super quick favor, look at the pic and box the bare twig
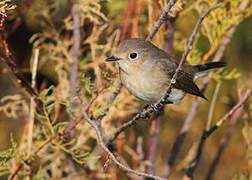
[28,48,39,153]
[120,0,136,42]
[82,107,165,180]
[69,0,81,134]
[26,48,39,180]
[107,3,222,146]
[0,16,43,112]
[162,77,210,177]
[145,113,162,176]
[146,0,177,41]
[131,0,143,38]
[96,82,122,122]
[206,82,221,130]
[206,67,252,180]
[184,89,252,179]
[66,0,81,176]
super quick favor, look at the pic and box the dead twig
[82,106,165,180]
[146,0,177,41]
[184,89,252,179]
[120,0,136,42]
[206,66,252,180]
[66,0,81,177]
[0,16,43,112]
[162,77,209,177]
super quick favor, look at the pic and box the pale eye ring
[129,52,138,60]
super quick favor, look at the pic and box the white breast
[120,69,186,104]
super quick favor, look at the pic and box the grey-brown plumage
[106,38,226,104]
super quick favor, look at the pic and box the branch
[0,16,43,112]
[67,0,81,141]
[206,82,221,130]
[96,82,123,122]
[107,3,222,146]
[26,48,39,179]
[120,0,136,42]
[66,0,81,176]
[145,113,162,176]
[82,107,165,180]
[184,89,252,179]
[206,66,252,180]
[146,0,177,41]
[162,77,209,177]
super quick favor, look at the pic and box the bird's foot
[139,104,151,119]
[151,104,164,115]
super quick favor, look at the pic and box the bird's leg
[150,100,173,115]
[139,104,151,119]
[150,104,163,115]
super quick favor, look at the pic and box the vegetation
[0,0,252,179]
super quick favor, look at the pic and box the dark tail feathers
[195,62,227,72]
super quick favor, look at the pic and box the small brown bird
[106,38,226,104]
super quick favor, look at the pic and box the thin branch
[206,82,221,130]
[28,48,39,153]
[145,113,162,176]
[0,16,43,112]
[184,89,252,179]
[146,0,177,41]
[162,77,209,177]
[26,48,39,180]
[131,0,143,38]
[66,0,81,176]
[107,3,222,146]
[82,107,165,180]
[96,82,122,122]
[120,0,136,42]
[206,66,252,180]
[69,0,81,131]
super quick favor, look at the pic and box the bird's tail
[194,62,226,80]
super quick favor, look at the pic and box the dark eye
[129,52,138,59]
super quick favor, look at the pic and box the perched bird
[105,38,226,104]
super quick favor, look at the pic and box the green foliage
[212,68,241,82]
[0,134,16,166]
[0,134,16,176]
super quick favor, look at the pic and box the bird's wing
[157,57,207,100]
[168,70,207,100]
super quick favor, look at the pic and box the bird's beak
[105,56,120,62]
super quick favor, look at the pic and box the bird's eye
[129,52,138,60]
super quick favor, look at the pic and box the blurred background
[0,0,252,179]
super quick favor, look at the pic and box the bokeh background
[0,0,252,179]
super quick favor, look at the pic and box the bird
[105,38,226,104]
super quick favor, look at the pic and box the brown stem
[145,114,162,177]
[82,107,166,180]
[146,0,177,41]
[184,89,252,179]
[162,77,209,177]
[206,66,252,180]
[120,0,136,42]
